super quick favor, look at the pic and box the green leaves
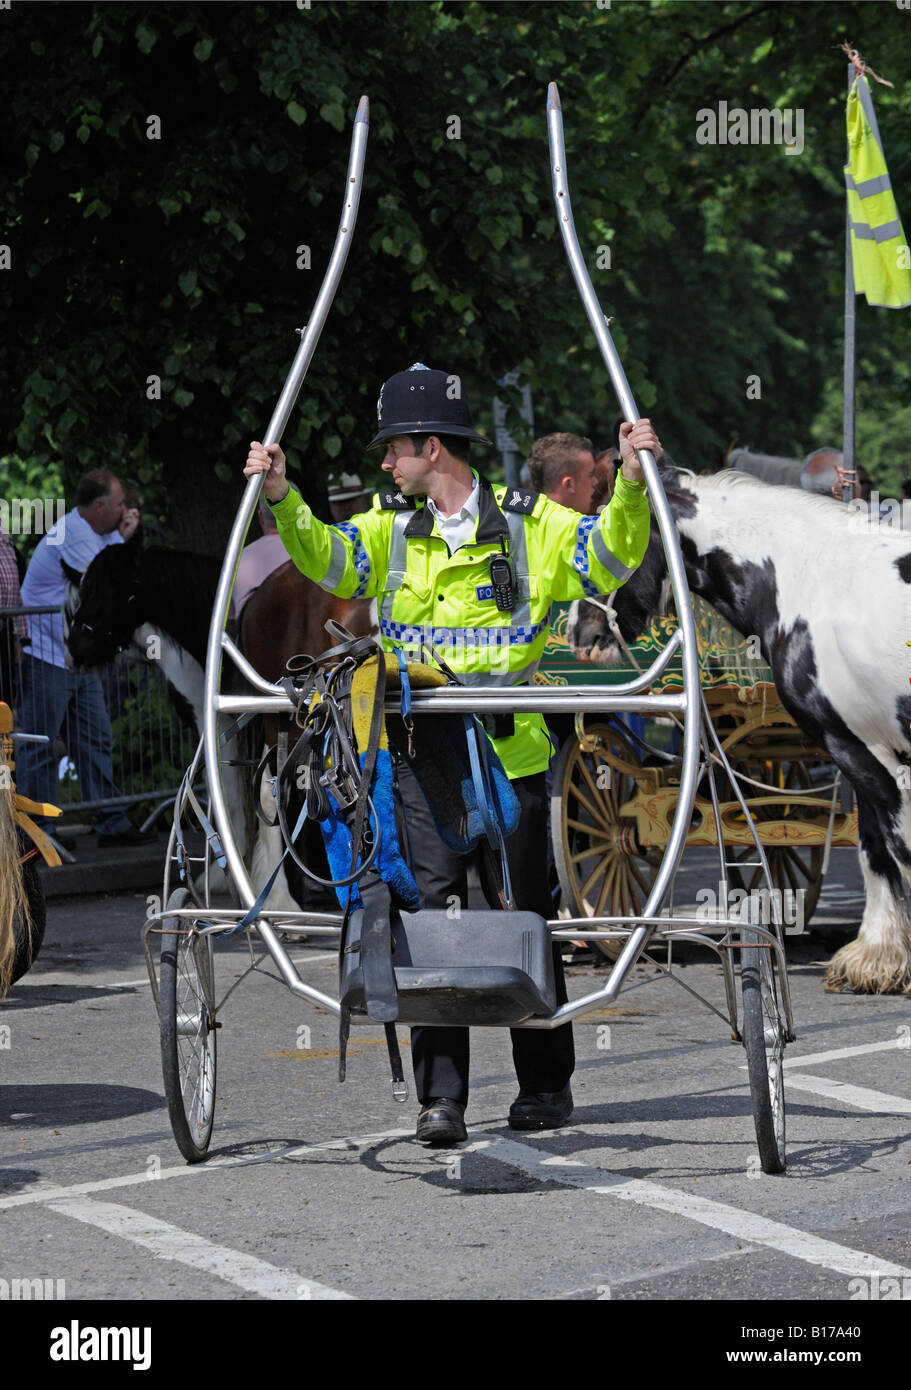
[135,21,157,55]
[319,102,345,131]
[4,0,911,548]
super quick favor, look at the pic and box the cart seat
[340,908,557,1026]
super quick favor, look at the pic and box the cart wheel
[728,761,824,929]
[740,926,786,1174]
[159,888,217,1163]
[9,831,47,988]
[552,721,659,961]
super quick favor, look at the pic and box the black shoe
[416,1098,468,1147]
[96,827,157,847]
[508,1083,574,1131]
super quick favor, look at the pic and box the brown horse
[239,560,375,706]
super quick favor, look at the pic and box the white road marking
[0,1127,414,1211]
[784,1074,911,1116]
[25,975,152,991]
[48,1197,352,1300]
[744,1038,911,1115]
[558,1245,751,1298]
[9,1119,911,1285]
[466,1133,911,1280]
[783,1038,908,1069]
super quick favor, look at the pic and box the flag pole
[842,59,857,504]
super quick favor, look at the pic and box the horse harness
[249,623,517,1098]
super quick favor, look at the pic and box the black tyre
[159,888,217,1162]
[10,834,46,987]
[741,926,786,1174]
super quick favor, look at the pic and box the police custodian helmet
[366,362,492,450]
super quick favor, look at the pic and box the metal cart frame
[142,87,795,1174]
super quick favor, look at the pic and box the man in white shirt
[17,470,153,846]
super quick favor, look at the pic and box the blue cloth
[388,715,520,855]
[320,748,421,912]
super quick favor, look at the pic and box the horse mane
[687,468,873,529]
[139,547,221,664]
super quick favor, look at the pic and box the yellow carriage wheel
[551,721,660,961]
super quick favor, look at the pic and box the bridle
[69,589,139,657]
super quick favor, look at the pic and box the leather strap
[384,1021,408,1102]
[465,715,515,909]
[356,873,398,1024]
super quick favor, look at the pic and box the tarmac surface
[2,844,910,1354]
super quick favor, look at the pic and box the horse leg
[248,747,299,913]
[824,778,911,995]
[195,719,297,913]
[190,717,255,904]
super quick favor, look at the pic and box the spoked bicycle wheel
[740,926,786,1174]
[159,888,217,1163]
[551,720,660,960]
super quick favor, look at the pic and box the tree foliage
[2,0,910,549]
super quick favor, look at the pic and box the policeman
[244,363,659,1146]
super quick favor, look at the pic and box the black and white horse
[568,461,911,995]
[63,537,289,908]
[64,538,218,730]
[65,536,378,909]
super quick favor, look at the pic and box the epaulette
[377,488,415,511]
[497,485,540,515]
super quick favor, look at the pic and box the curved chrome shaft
[202,96,370,911]
[546,81,703,980]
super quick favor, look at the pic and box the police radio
[488,542,516,613]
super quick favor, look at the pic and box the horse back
[239,561,376,682]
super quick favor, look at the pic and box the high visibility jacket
[268,471,650,778]
[845,75,911,310]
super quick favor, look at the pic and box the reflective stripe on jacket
[269,471,650,777]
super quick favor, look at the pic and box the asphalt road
[2,848,910,1353]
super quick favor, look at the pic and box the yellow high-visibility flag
[844,74,911,309]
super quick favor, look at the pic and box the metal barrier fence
[1,605,198,829]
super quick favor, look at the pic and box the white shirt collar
[425,475,480,524]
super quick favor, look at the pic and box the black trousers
[396,759,575,1109]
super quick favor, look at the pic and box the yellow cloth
[1,702,61,867]
[845,75,911,309]
[349,653,447,755]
